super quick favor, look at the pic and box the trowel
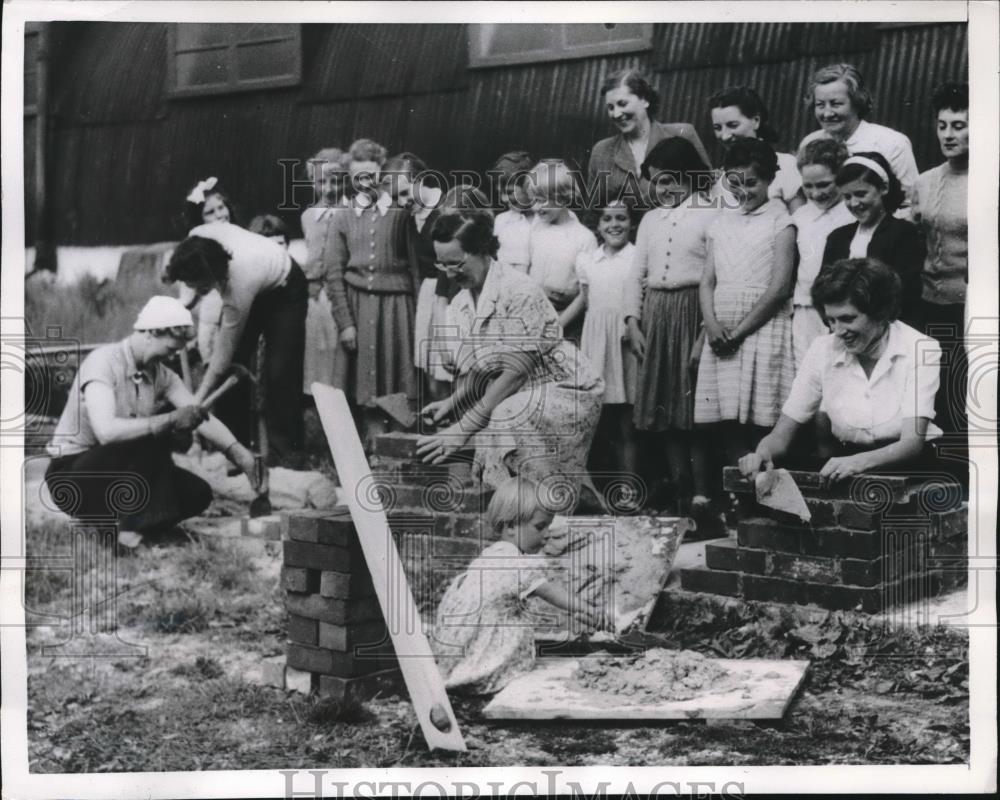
[754,468,811,523]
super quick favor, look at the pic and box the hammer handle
[200,374,241,411]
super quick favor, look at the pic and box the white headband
[843,156,889,185]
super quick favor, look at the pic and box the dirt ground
[20,508,969,771]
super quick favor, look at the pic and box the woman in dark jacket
[587,69,712,216]
[821,151,924,328]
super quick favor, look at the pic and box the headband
[186,176,219,205]
[843,156,889,185]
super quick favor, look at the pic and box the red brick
[929,505,968,540]
[287,614,319,646]
[284,593,384,625]
[737,518,802,554]
[805,582,884,612]
[722,467,909,502]
[283,540,359,572]
[704,540,766,573]
[769,552,840,584]
[389,484,493,515]
[286,643,384,678]
[317,668,405,703]
[319,569,376,599]
[742,575,808,605]
[281,566,320,594]
[802,528,883,559]
[318,621,391,652]
[370,461,473,487]
[802,499,838,528]
[679,567,741,596]
[438,513,490,540]
[835,501,883,531]
[280,508,356,547]
[371,432,422,461]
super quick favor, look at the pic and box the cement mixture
[573,649,735,703]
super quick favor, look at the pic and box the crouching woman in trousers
[44,296,260,548]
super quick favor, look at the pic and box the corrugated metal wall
[34,21,968,245]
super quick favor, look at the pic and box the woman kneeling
[739,257,943,483]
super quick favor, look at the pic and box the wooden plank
[311,383,466,752]
[484,657,809,721]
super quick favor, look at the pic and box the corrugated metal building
[24,21,968,246]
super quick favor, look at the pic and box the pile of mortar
[572,648,733,702]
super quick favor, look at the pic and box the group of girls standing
[176,61,969,522]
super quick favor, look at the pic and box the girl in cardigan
[627,137,719,523]
[821,151,925,328]
[321,139,418,447]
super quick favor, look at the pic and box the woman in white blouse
[738,257,942,483]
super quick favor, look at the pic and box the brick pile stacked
[277,507,403,702]
[680,468,967,613]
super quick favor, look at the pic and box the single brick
[241,514,283,540]
[802,528,883,560]
[285,593,384,625]
[319,569,376,599]
[260,655,286,688]
[803,499,838,528]
[284,665,315,694]
[439,513,489,540]
[742,574,808,605]
[806,582,883,612]
[352,635,397,669]
[737,518,802,554]
[835,501,882,531]
[704,540,766,573]
[281,566,320,594]
[283,540,358,572]
[318,621,391,652]
[929,505,968,540]
[286,642,385,678]
[679,567,741,596]
[768,552,840,584]
[287,614,320,646]
[390,484,494,515]
[723,467,909,502]
[386,511,437,537]
[371,432,423,461]
[281,508,356,547]
[840,558,883,587]
[317,668,405,704]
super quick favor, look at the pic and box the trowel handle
[254,454,269,494]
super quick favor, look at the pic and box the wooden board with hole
[484,657,809,720]
[312,383,466,752]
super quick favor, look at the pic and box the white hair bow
[186,176,219,205]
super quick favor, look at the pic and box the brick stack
[370,432,494,609]
[680,468,967,613]
[277,507,402,702]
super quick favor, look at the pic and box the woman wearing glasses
[415,208,605,513]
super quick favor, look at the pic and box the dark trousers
[44,436,212,532]
[214,260,308,463]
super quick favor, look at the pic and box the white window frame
[468,23,653,68]
[167,23,302,98]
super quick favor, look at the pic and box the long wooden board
[312,384,466,752]
[484,657,809,721]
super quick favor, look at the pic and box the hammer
[199,363,255,412]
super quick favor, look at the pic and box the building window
[468,23,653,68]
[168,23,301,97]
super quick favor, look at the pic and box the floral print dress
[450,263,605,509]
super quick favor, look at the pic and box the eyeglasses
[434,255,470,274]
